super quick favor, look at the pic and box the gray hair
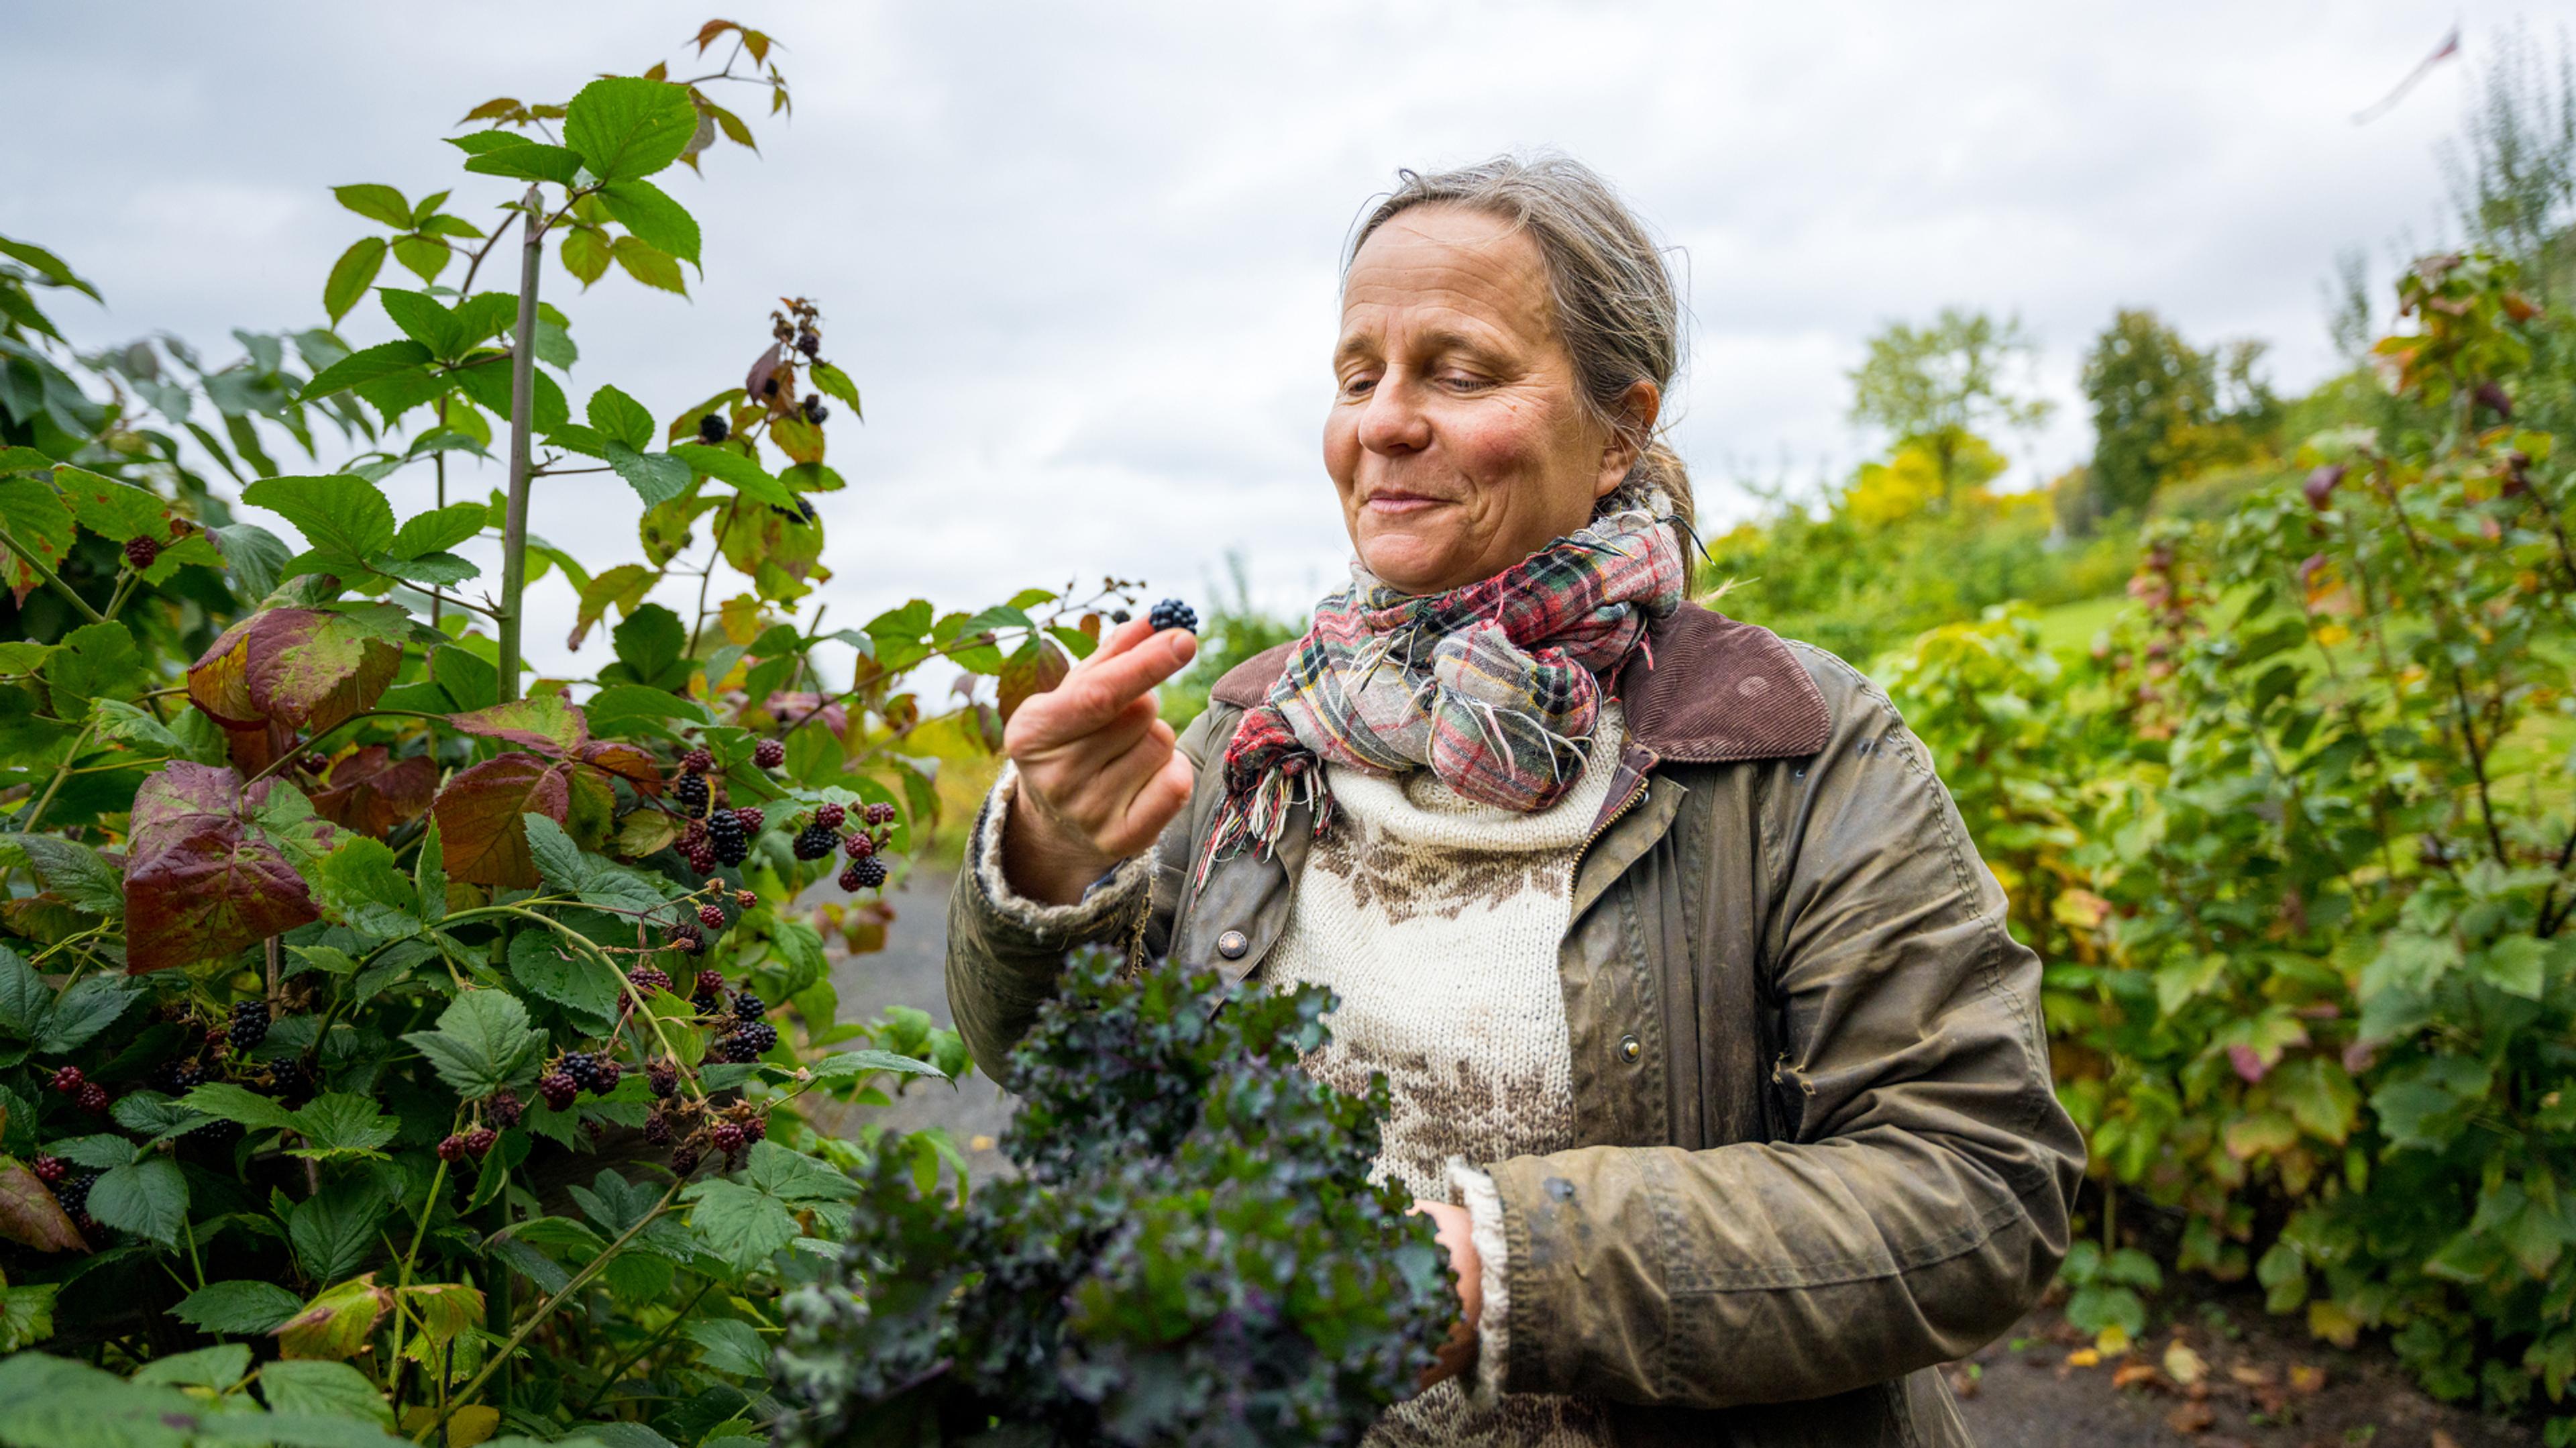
[1346,152,1693,545]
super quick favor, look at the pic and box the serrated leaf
[284,1181,391,1284]
[331,184,412,229]
[180,1082,302,1134]
[52,466,167,542]
[808,1048,947,1082]
[605,444,692,509]
[566,77,699,181]
[462,139,585,185]
[390,501,486,560]
[399,988,545,1099]
[4,835,121,917]
[284,1093,400,1161]
[239,475,396,568]
[315,837,423,939]
[86,1157,187,1247]
[262,1349,391,1414]
[309,747,438,837]
[429,752,576,889]
[323,238,387,325]
[598,178,700,266]
[505,929,620,1023]
[301,340,431,402]
[678,1178,800,1272]
[448,693,588,751]
[173,1280,303,1335]
[586,385,655,452]
[686,1318,767,1376]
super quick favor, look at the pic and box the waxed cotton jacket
[946,603,2085,1447]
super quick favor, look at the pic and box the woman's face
[1326,203,1653,594]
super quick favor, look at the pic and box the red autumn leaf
[309,746,440,837]
[764,690,847,740]
[430,751,575,888]
[241,606,407,735]
[447,693,590,752]
[575,739,663,797]
[128,760,254,857]
[0,1157,86,1253]
[996,638,1069,725]
[126,821,319,974]
[187,617,264,728]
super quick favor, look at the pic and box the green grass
[2027,592,2131,662]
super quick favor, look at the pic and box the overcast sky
[2,2,2537,680]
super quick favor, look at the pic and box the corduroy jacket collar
[1206,600,1832,764]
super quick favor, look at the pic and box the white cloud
[2,0,2520,674]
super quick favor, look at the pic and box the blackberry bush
[775,947,1452,1447]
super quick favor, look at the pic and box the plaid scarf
[1197,501,1684,888]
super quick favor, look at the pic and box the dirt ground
[818,866,2543,1447]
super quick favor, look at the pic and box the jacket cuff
[1447,1157,1511,1410]
[969,762,1152,942]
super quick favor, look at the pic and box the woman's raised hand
[998,617,1199,905]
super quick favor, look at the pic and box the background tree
[1846,307,2053,506]
[2078,309,2280,515]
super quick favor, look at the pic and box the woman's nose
[1355,375,1432,456]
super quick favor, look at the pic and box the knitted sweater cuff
[969,762,1153,942]
[1447,1156,1511,1410]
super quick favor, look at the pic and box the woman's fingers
[1069,719,1189,856]
[1011,627,1197,749]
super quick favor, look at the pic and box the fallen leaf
[2432,1433,2461,1448]
[2112,1363,2165,1392]
[2163,1341,2208,1386]
[2287,1363,2326,1394]
[2227,1363,2275,1388]
[2065,1348,2101,1369]
[2165,1400,2216,1433]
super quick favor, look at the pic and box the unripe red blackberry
[732,806,765,833]
[32,1155,64,1184]
[462,1127,497,1157]
[629,965,672,996]
[76,1082,108,1113]
[813,803,845,830]
[696,969,726,994]
[537,1070,580,1113]
[123,535,160,571]
[48,1066,83,1096]
[437,1133,468,1163]
[753,739,785,770]
[648,1062,680,1099]
[792,822,837,860]
[741,1112,767,1144]
[643,1110,674,1145]
[683,842,716,874]
[847,856,886,890]
[697,413,729,444]
[681,746,714,774]
[671,1144,700,1176]
[711,1121,746,1153]
[698,902,727,930]
[843,831,875,860]
[590,1058,621,1095]
[864,803,896,827]
[486,1090,525,1128]
[668,923,704,953]
[735,889,755,909]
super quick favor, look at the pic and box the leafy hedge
[1880,252,2576,1433]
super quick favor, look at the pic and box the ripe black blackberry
[590,1057,622,1095]
[672,772,710,819]
[681,746,714,774]
[560,1052,603,1093]
[800,396,828,425]
[648,1062,680,1099]
[794,329,820,358]
[265,1061,312,1100]
[123,535,160,571]
[698,413,729,444]
[708,810,749,867]
[537,1070,580,1113]
[733,991,765,1019]
[734,1020,779,1055]
[1148,597,1197,633]
[668,922,704,953]
[792,821,837,860]
[52,1171,99,1218]
[629,965,672,996]
[845,856,886,890]
[691,990,724,1017]
[486,1090,525,1128]
[753,739,785,770]
[229,1000,270,1051]
[671,1144,701,1177]
[643,1110,674,1145]
[152,1059,208,1095]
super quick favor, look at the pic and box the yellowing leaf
[275,1274,393,1360]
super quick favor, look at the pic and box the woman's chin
[1355,540,1470,594]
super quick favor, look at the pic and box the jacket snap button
[1216,929,1249,960]
[1619,1033,1642,1063]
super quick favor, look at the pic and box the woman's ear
[1594,380,1662,497]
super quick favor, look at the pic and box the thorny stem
[0,525,103,625]
[493,185,545,705]
[414,1178,685,1443]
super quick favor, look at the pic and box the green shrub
[773,946,1452,1448]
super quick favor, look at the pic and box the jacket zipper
[1577,770,1653,867]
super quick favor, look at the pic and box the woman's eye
[1439,372,1490,391]
[1341,374,1378,397]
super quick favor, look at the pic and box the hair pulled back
[1347,152,1693,545]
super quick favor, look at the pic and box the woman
[947,155,2082,1447]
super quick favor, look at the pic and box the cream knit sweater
[973,707,1625,1447]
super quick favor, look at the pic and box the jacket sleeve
[1484,648,2084,1408]
[943,706,1228,1088]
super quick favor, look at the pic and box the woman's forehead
[1340,206,1551,347]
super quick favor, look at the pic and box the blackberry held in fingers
[1148,597,1197,633]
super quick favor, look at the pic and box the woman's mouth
[1364,490,1449,516]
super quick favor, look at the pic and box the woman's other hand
[1409,1198,1482,1390]
[1000,617,1199,904]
